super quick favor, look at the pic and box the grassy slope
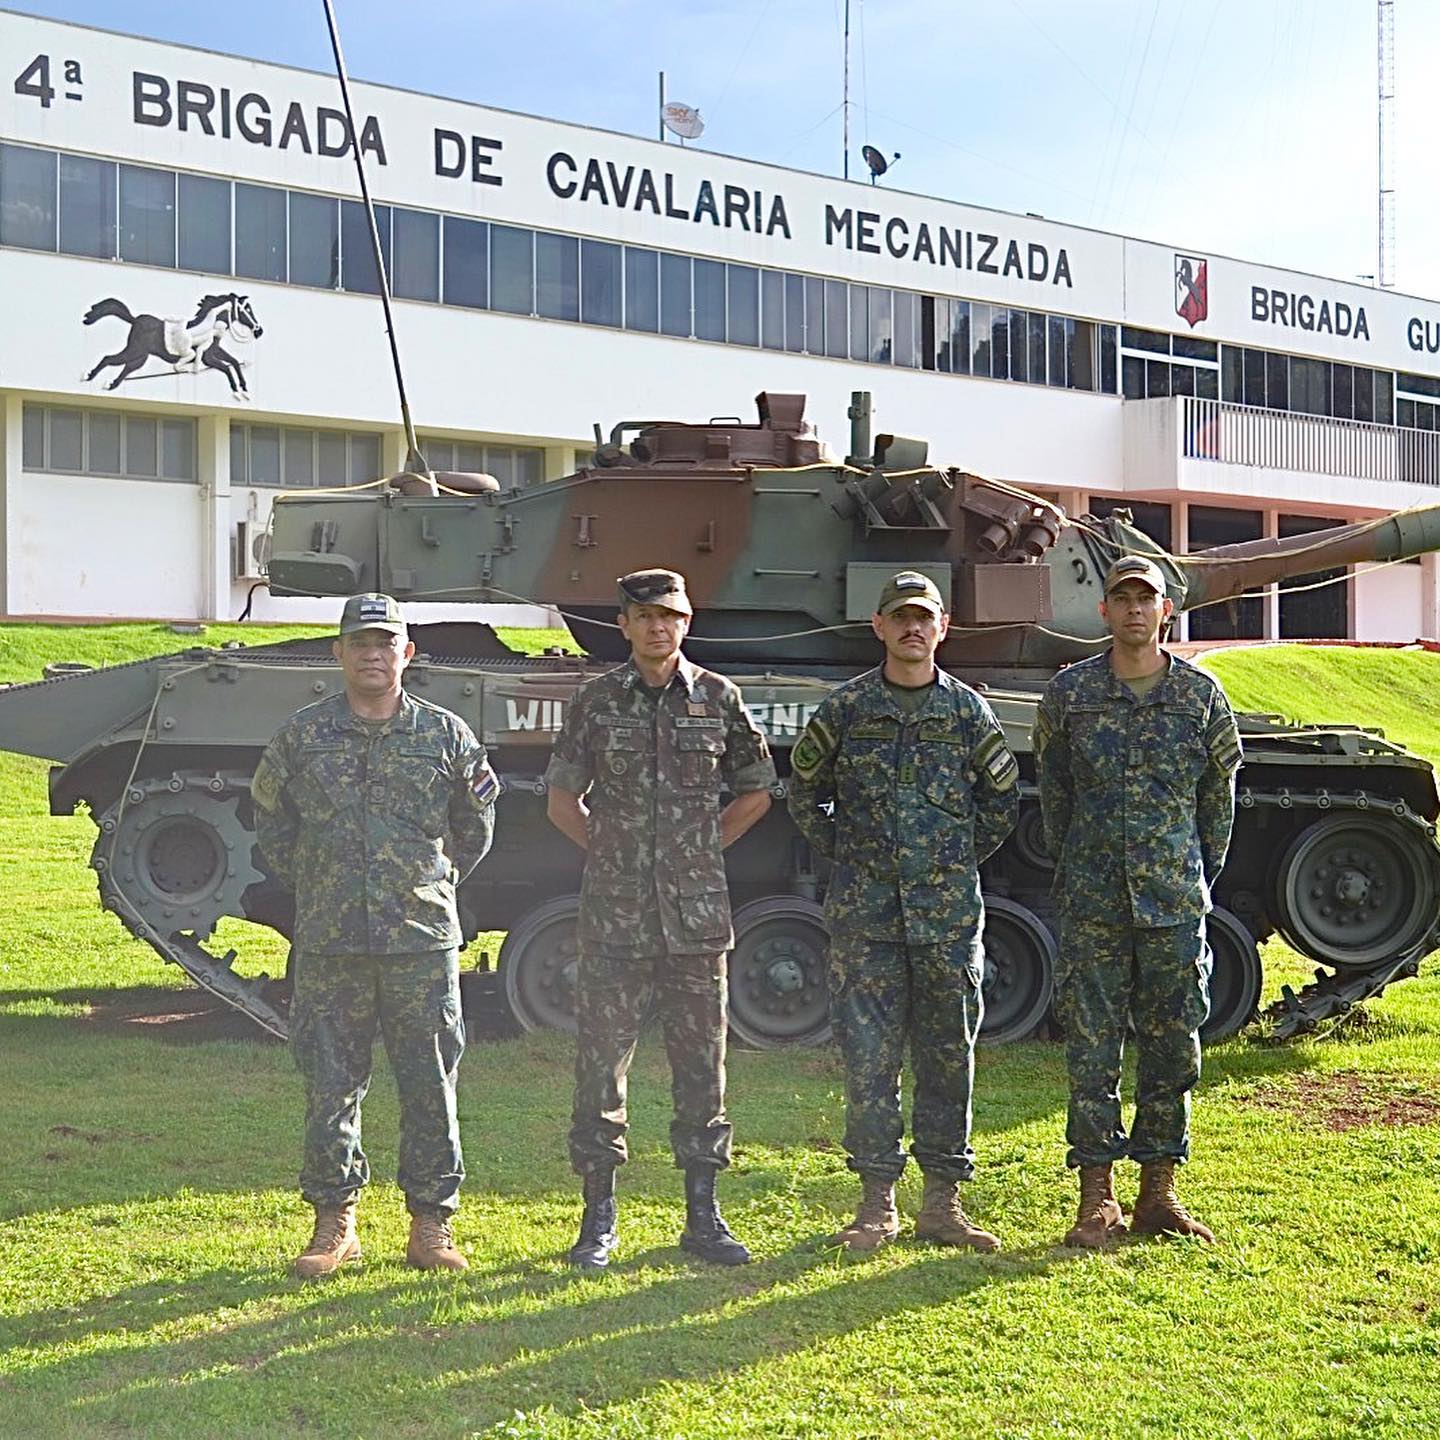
[0,633,1438,1439]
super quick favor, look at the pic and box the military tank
[1,390,1438,1048]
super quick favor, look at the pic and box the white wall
[13,472,202,618]
[1353,563,1424,642]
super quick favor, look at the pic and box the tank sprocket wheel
[1201,906,1263,1045]
[92,773,263,941]
[978,896,1055,1045]
[500,895,581,1034]
[1270,814,1440,969]
[726,896,831,1049]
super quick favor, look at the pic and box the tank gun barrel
[1177,504,1440,611]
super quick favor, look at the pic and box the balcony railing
[1179,395,1440,485]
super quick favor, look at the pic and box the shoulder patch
[250,755,284,813]
[974,730,1020,792]
[469,758,501,806]
[790,713,838,780]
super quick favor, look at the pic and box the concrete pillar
[544,443,576,480]
[1173,499,1190,642]
[1261,506,1280,640]
[197,413,231,622]
[0,394,20,617]
[1421,553,1439,641]
[381,428,407,476]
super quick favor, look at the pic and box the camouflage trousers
[827,930,985,1184]
[291,948,466,1214]
[1055,917,1211,1169]
[568,949,732,1175]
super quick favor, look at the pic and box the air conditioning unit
[233,519,267,581]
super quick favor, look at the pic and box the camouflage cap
[876,570,946,618]
[617,568,693,615]
[339,592,406,636]
[1103,555,1168,597]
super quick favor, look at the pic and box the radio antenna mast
[320,0,432,486]
[843,0,851,180]
[1377,0,1396,289]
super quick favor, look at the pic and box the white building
[1,8,1439,639]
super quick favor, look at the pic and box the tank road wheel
[1271,815,1440,969]
[726,897,832,1049]
[1201,907,1263,1044]
[93,775,263,940]
[978,897,1055,1045]
[500,896,581,1034]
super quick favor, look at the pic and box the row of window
[22,404,197,481]
[418,438,544,489]
[229,424,381,490]
[0,141,1121,391]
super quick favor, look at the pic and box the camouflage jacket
[786,666,1020,942]
[544,656,776,955]
[1034,650,1241,927]
[251,690,497,955]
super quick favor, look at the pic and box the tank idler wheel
[1271,814,1439,969]
[726,896,832,1049]
[978,896,1055,1045]
[500,895,581,1035]
[92,775,263,941]
[1011,804,1055,872]
[1201,906,1263,1044]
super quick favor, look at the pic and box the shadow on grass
[3,1238,1061,1435]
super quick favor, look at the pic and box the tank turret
[267,392,1440,680]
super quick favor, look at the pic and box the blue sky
[11,1,1440,298]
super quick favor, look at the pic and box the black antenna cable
[320,0,432,489]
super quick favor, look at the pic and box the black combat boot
[679,1165,751,1266]
[568,1167,619,1271]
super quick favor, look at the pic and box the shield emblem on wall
[1174,255,1208,329]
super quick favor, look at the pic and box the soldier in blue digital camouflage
[545,568,776,1270]
[787,571,1019,1254]
[251,592,498,1278]
[1035,554,1241,1248]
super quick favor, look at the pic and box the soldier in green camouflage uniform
[545,569,775,1270]
[252,593,497,1278]
[1035,555,1241,1248]
[788,571,1019,1253]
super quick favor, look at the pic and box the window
[1290,356,1329,416]
[1070,320,1097,391]
[1009,309,1027,382]
[1243,349,1266,408]
[340,199,391,294]
[291,192,339,289]
[22,405,198,481]
[428,440,545,488]
[59,154,116,259]
[177,173,229,273]
[0,144,56,250]
[625,247,659,333]
[693,258,726,341]
[1048,315,1066,387]
[849,284,869,362]
[536,232,579,321]
[970,302,991,375]
[1374,369,1394,425]
[951,301,971,376]
[1188,506,1264,639]
[784,273,806,353]
[727,264,759,346]
[391,207,439,302]
[989,308,1009,379]
[233,424,382,487]
[490,225,534,315]
[894,290,918,368]
[1121,326,1169,355]
[825,279,848,359]
[758,269,784,350]
[660,252,691,337]
[1146,359,1171,398]
[869,287,892,364]
[582,240,622,328]
[1099,324,1118,393]
[119,164,175,267]
[442,216,488,309]
[1221,346,1242,403]
[805,278,825,353]
[1122,355,1144,400]
[1266,352,1289,411]
[1028,311,1047,384]
[234,182,286,282]
[1353,367,1375,423]
[761,269,785,351]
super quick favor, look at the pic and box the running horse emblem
[84,293,264,398]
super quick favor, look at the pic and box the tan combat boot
[830,1175,901,1252]
[292,1203,360,1279]
[406,1210,469,1271]
[914,1176,1001,1253]
[1131,1160,1215,1245]
[1063,1164,1128,1249]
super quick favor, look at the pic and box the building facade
[1,10,1438,638]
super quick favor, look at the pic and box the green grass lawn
[1,631,1439,1438]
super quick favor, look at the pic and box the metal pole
[320,0,430,481]
[843,0,850,180]
[659,70,666,142]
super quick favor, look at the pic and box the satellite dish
[662,102,705,140]
[862,144,901,185]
